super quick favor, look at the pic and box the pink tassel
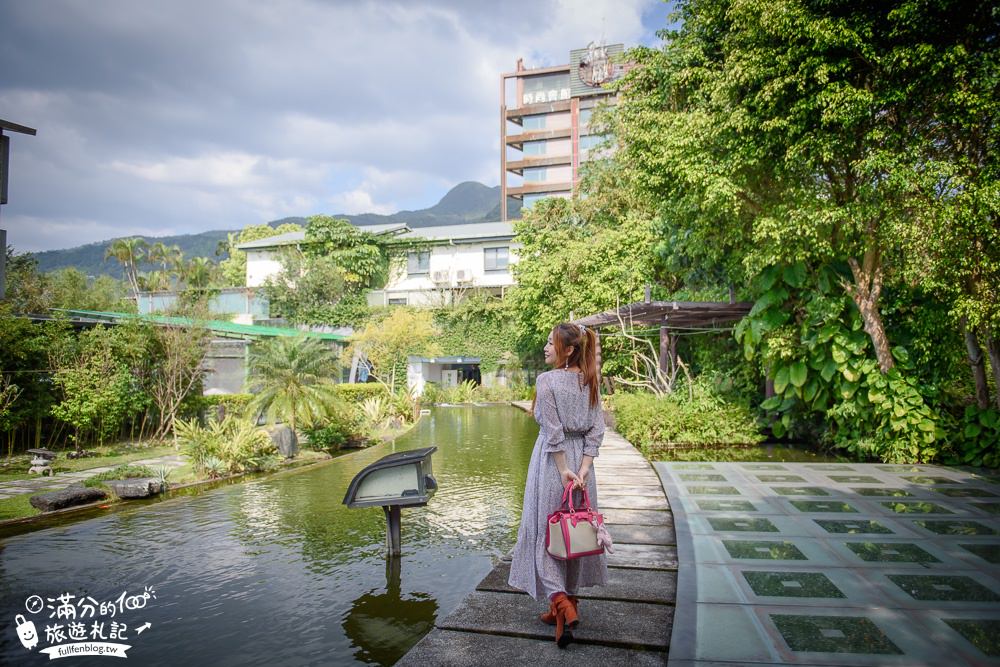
[596,521,614,553]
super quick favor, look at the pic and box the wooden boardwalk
[398,402,675,666]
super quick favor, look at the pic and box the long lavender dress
[508,369,608,601]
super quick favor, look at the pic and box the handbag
[545,482,609,560]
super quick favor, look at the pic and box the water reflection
[0,406,537,666]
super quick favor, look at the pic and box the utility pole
[0,118,38,301]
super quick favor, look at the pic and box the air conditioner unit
[431,270,450,283]
[455,269,471,283]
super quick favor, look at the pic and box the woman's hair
[551,322,600,408]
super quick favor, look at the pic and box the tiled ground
[0,455,187,498]
[655,462,1000,666]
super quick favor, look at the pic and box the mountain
[28,182,508,277]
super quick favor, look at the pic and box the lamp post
[0,118,37,301]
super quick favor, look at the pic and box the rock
[29,486,107,512]
[104,478,163,499]
[266,424,298,458]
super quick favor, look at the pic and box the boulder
[29,486,107,512]
[267,424,298,458]
[104,478,163,499]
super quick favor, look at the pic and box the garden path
[0,455,187,499]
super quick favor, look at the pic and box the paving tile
[844,542,940,564]
[880,500,954,514]
[971,502,1000,515]
[755,474,806,483]
[887,574,1000,602]
[935,487,998,498]
[942,619,1000,657]
[436,591,673,650]
[828,475,881,484]
[813,519,894,535]
[790,500,859,513]
[901,475,959,485]
[769,613,902,654]
[914,519,998,536]
[771,486,831,496]
[695,499,757,512]
[959,543,1000,564]
[743,571,845,599]
[850,487,913,497]
[740,463,788,471]
[707,517,778,533]
[721,540,807,561]
[678,473,728,482]
[685,485,741,496]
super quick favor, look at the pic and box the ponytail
[577,326,600,408]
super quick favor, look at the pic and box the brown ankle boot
[551,593,579,648]
[540,595,578,625]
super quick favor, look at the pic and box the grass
[0,494,43,522]
[0,443,177,482]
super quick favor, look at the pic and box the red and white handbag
[545,482,611,560]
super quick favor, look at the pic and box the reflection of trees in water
[227,406,537,572]
[343,559,438,666]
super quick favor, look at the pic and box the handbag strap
[559,482,596,514]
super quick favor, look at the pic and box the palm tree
[246,335,342,433]
[183,257,216,289]
[104,237,148,293]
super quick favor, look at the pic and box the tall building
[500,42,627,220]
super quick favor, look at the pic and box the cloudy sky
[1,0,674,252]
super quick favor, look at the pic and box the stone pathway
[398,402,676,666]
[0,455,187,499]
[656,461,1000,666]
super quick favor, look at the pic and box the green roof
[54,309,348,342]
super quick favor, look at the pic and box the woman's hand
[560,468,583,489]
[577,467,590,488]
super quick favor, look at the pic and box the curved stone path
[398,402,676,666]
[0,455,187,500]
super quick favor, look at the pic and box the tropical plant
[174,415,276,473]
[246,335,342,432]
[360,396,388,427]
[104,237,148,294]
[347,308,440,393]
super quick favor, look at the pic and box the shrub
[333,383,389,403]
[84,464,157,487]
[173,416,277,474]
[302,423,350,452]
[609,380,765,458]
[201,393,254,419]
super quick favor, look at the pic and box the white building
[237,221,519,307]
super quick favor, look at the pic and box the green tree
[246,335,342,432]
[105,237,148,294]
[218,222,303,287]
[348,308,440,393]
[262,249,347,322]
[303,215,425,290]
[2,246,50,313]
[613,0,996,374]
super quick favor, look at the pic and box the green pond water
[0,406,538,666]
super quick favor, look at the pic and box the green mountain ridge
[27,181,518,278]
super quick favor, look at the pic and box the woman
[508,322,608,648]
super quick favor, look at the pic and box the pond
[0,406,538,666]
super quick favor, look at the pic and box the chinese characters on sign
[12,587,157,660]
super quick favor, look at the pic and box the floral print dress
[508,369,608,601]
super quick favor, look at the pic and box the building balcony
[505,182,573,198]
[504,127,571,148]
[505,155,572,174]
[506,99,572,120]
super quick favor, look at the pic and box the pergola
[571,295,753,378]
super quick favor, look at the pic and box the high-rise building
[499,42,627,220]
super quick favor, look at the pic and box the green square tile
[772,486,831,496]
[814,519,893,534]
[708,517,779,532]
[686,485,741,495]
[679,473,728,482]
[888,574,1000,602]
[935,487,999,498]
[673,463,716,470]
[877,465,924,473]
[973,502,1000,515]
[756,474,806,483]
[790,500,858,513]
[915,520,998,536]
[741,463,787,471]
[881,501,954,514]
[845,542,940,563]
[959,543,1000,564]
[852,487,913,497]
[770,614,901,654]
[696,499,757,512]
[805,464,855,471]
[743,571,845,598]
[943,619,1000,656]
[902,475,957,485]
[722,540,808,560]
[828,475,881,484]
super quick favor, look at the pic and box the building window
[522,140,545,156]
[523,115,546,130]
[579,108,593,125]
[523,167,547,182]
[580,134,610,150]
[388,298,408,306]
[407,251,430,275]
[484,247,509,271]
